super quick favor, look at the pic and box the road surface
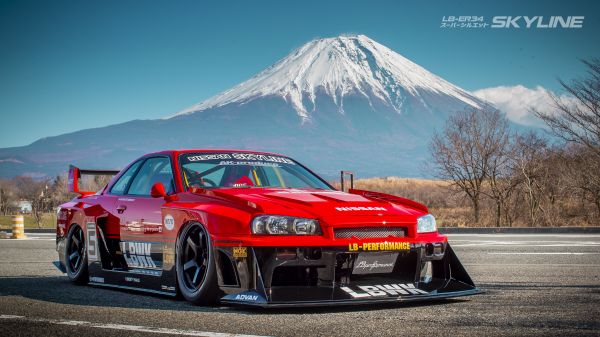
[0,233,598,336]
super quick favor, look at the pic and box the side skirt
[88,281,177,297]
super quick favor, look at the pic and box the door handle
[116,205,127,214]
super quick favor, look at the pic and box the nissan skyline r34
[54,150,480,307]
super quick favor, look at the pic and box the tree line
[0,174,108,227]
[429,59,600,226]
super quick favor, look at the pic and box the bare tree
[534,58,600,157]
[14,176,50,228]
[533,58,600,224]
[513,132,549,226]
[429,107,510,223]
[563,145,600,222]
[0,179,16,215]
[48,174,74,210]
[481,119,514,227]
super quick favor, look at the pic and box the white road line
[488,252,600,255]
[450,240,600,247]
[465,263,600,266]
[446,234,600,238]
[0,315,271,337]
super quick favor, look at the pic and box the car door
[117,156,176,273]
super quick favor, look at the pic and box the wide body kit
[55,150,480,307]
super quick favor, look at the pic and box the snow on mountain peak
[170,34,482,120]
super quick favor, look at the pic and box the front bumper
[217,242,481,307]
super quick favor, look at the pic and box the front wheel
[65,224,88,284]
[176,222,221,305]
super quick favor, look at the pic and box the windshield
[179,153,332,190]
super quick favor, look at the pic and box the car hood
[191,187,427,221]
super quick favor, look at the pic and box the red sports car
[54,149,479,306]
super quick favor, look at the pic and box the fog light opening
[276,248,297,260]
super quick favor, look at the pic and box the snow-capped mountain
[0,35,490,179]
[172,35,482,121]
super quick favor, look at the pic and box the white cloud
[472,85,575,127]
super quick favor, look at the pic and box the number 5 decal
[86,222,99,262]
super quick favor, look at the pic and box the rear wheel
[65,224,88,284]
[176,222,221,305]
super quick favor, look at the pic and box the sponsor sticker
[89,276,104,283]
[341,283,428,298]
[163,214,175,231]
[186,153,295,165]
[161,285,176,292]
[120,242,158,269]
[235,294,259,301]
[352,253,398,274]
[336,206,387,212]
[218,160,280,167]
[348,241,411,252]
[233,247,247,258]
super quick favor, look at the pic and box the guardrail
[439,227,600,234]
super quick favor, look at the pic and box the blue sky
[0,0,598,147]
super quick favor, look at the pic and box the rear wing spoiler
[68,165,120,197]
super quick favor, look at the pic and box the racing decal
[219,161,281,167]
[89,276,104,283]
[163,214,175,231]
[235,294,259,301]
[120,242,159,269]
[161,285,176,292]
[348,242,411,252]
[232,247,247,258]
[341,283,428,298]
[122,221,163,234]
[335,206,387,211]
[128,269,161,276]
[85,222,99,262]
[162,245,175,265]
[125,276,140,283]
[352,253,398,274]
[186,153,295,165]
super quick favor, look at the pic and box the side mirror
[151,182,167,198]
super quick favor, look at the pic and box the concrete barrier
[11,215,26,239]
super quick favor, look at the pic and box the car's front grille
[334,227,406,239]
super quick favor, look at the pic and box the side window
[127,157,174,196]
[109,160,142,195]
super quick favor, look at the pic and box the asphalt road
[0,233,599,337]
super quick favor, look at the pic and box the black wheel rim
[180,225,209,291]
[67,226,85,273]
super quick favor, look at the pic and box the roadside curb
[439,227,600,234]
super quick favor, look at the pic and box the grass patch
[0,213,56,229]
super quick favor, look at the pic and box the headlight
[252,215,321,235]
[417,214,437,233]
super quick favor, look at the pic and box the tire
[176,222,221,305]
[65,224,88,284]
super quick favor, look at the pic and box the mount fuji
[0,35,490,179]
